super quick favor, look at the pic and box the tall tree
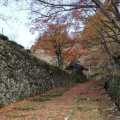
[32,21,75,68]
[81,11,120,63]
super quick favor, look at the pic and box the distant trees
[81,11,120,64]
[32,21,75,68]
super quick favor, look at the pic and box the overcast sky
[0,0,39,48]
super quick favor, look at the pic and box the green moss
[41,60,52,72]
[32,96,51,102]
[90,67,104,77]
[47,90,64,97]
[3,114,28,118]
[14,102,38,111]
[76,106,96,112]
[32,88,70,102]
[78,97,101,101]
[14,105,37,111]
[32,90,64,102]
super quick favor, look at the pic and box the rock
[115,116,120,120]
[107,115,113,117]
[106,107,114,111]
[101,89,107,94]
[107,97,111,101]
[112,103,117,108]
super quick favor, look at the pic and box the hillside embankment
[0,39,78,108]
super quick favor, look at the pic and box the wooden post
[2,28,3,34]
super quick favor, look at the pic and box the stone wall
[107,74,120,109]
[0,39,77,108]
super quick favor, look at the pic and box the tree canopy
[1,0,120,67]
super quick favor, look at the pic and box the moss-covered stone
[106,74,120,109]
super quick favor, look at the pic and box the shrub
[90,67,104,77]
[0,34,24,50]
[9,40,24,49]
[0,34,9,41]
[25,49,31,54]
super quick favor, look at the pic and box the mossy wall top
[0,39,76,108]
[107,74,120,109]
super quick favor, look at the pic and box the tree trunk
[55,44,63,68]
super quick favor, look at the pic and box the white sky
[0,1,39,49]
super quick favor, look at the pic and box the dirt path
[0,80,120,120]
